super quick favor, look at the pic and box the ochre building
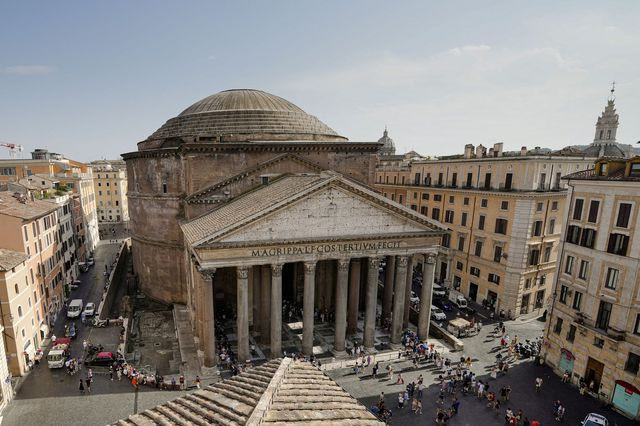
[123,89,446,365]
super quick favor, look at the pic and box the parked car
[431,306,447,321]
[85,351,116,367]
[434,297,454,312]
[581,413,608,426]
[459,306,477,316]
[432,284,446,298]
[82,302,96,317]
[87,257,95,266]
[409,291,420,305]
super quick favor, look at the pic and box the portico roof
[181,171,447,248]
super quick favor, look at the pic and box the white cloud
[3,65,56,75]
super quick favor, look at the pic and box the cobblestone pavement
[1,241,189,426]
[328,318,635,426]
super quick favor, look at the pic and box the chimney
[464,144,474,159]
[493,142,503,157]
[476,144,486,158]
[520,146,527,156]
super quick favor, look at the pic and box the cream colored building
[91,163,129,225]
[543,156,640,420]
[0,325,13,413]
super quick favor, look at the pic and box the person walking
[535,377,543,392]
[396,373,404,384]
[388,365,394,381]
[506,385,512,401]
[195,375,201,389]
[179,374,185,390]
[416,399,423,415]
[372,363,378,379]
[79,379,85,394]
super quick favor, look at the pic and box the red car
[85,351,115,366]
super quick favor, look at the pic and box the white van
[432,284,446,298]
[67,299,83,318]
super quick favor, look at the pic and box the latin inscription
[251,241,402,257]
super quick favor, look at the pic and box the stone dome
[377,128,396,155]
[144,89,347,146]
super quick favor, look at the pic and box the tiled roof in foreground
[114,358,382,426]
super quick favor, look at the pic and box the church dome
[143,89,347,148]
[377,128,396,155]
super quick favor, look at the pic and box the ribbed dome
[144,89,347,146]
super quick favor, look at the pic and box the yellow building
[376,141,594,317]
[544,156,640,420]
[91,161,129,225]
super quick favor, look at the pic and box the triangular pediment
[181,172,446,247]
[186,154,325,204]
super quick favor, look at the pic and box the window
[539,274,546,286]
[431,208,440,221]
[580,228,596,249]
[635,314,640,335]
[484,173,491,189]
[115,200,119,206]
[461,212,468,226]
[572,291,582,310]
[413,192,417,199]
[457,236,465,251]
[18,306,23,317]
[391,194,395,201]
[493,246,503,263]
[478,215,486,230]
[595,300,612,330]
[420,206,427,215]
[488,273,500,284]
[525,279,531,289]
[564,256,574,274]
[410,204,417,211]
[594,337,605,348]
[481,199,488,208]
[444,210,454,223]
[500,201,509,210]
[474,241,483,257]
[625,353,640,375]
[466,173,473,187]
[448,195,455,204]
[578,260,589,280]
[495,218,508,235]
[573,199,584,220]
[551,201,558,211]
[566,225,581,245]
[604,267,619,290]
[532,221,543,237]
[98,190,102,196]
[554,317,563,334]
[567,324,576,342]
[422,193,429,200]
[536,202,543,212]
[401,176,405,185]
[441,234,450,248]
[528,248,540,266]
[398,195,403,204]
[588,200,600,223]
[162,183,168,193]
[607,233,629,256]
[543,246,552,263]
[451,173,457,187]
[470,266,480,277]
[456,261,463,271]
[559,285,569,304]
[504,173,513,190]
[453,275,461,289]
[14,283,19,294]
[463,197,469,206]
[433,194,442,202]
[548,219,555,234]
[616,203,632,228]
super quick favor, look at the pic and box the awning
[560,348,576,360]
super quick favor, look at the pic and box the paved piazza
[328,317,635,425]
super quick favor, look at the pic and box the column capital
[425,253,437,264]
[303,261,316,274]
[271,263,283,277]
[367,257,381,268]
[396,255,409,268]
[237,266,249,279]
[337,258,350,271]
[197,266,216,279]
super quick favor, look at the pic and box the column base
[389,343,404,350]
[364,346,378,354]
[332,349,348,359]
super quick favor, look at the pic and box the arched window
[18,306,23,317]
[15,283,19,294]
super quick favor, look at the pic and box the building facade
[123,89,446,366]
[0,325,13,413]
[0,192,65,366]
[90,161,129,226]
[376,142,595,317]
[543,156,640,420]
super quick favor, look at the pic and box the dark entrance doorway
[521,294,530,314]
[282,263,296,303]
[585,357,605,393]
[439,261,447,282]
[487,290,498,309]
[468,283,478,301]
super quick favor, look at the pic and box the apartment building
[91,161,129,225]
[0,325,13,412]
[0,149,99,256]
[47,195,78,290]
[376,143,595,317]
[543,156,640,420]
[0,192,65,352]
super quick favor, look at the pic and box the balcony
[536,183,550,192]
[607,326,626,341]
[498,183,514,192]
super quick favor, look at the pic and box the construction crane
[0,142,24,159]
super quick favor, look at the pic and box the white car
[82,302,96,317]
[409,291,420,305]
[581,413,608,426]
[431,306,447,321]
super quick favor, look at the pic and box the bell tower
[593,82,619,145]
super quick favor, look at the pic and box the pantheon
[123,89,446,365]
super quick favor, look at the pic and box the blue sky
[1,1,639,161]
